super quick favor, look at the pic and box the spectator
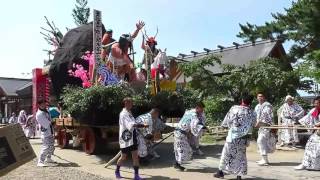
[8,112,17,124]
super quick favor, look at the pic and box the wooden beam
[190,51,198,57]
[232,42,240,49]
[178,53,187,59]
[203,48,210,54]
[217,45,225,51]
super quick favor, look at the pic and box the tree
[72,0,90,26]
[40,16,64,62]
[179,55,222,97]
[228,58,300,103]
[179,55,301,103]
[179,55,304,124]
[237,0,320,83]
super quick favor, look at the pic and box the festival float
[32,10,196,154]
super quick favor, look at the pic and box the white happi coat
[36,109,55,163]
[36,109,54,138]
[280,103,304,144]
[18,112,27,127]
[174,109,204,163]
[255,102,276,155]
[298,108,320,170]
[8,116,17,124]
[136,112,166,157]
[189,112,206,148]
[119,108,137,149]
[219,105,256,176]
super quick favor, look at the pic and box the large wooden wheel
[80,127,96,154]
[57,128,70,149]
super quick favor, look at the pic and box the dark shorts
[121,144,138,154]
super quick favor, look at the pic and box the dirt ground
[2,136,320,180]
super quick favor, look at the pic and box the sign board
[92,9,102,81]
[160,80,177,91]
[151,80,177,95]
[0,124,36,176]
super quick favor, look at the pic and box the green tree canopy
[179,55,301,104]
[237,0,320,83]
[179,55,222,97]
[72,0,90,26]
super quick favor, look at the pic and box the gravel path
[2,159,110,180]
[2,138,320,180]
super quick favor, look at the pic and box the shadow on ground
[47,162,80,167]
[242,178,277,180]
[106,168,178,180]
[52,154,81,167]
[268,162,301,166]
[145,176,179,180]
[98,142,224,169]
[185,167,219,173]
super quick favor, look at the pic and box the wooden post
[92,9,102,84]
[155,69,160,94]
[277,106,283,143]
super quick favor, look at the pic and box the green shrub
[131,93,151,117]
[177,88,202,109]
[204,97,234,126]
[150,91,185,117]
[61,85,131,125]
[61,84,203,124]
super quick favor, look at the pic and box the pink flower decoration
[82,81,92,88]
[82,51,95,65]
[68,51,96,88]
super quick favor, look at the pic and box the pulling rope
[104,132,173,168]
[260,126,320,130]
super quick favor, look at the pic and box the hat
[147,37,157,45]
[106,29,113,33]
[285,95,294,102]
[120,34,132,42]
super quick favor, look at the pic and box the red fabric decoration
[151,68,157,79]
[312,108,320,118]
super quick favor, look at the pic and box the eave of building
[170,39,286,82]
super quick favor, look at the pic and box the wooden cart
[54,117,119,155]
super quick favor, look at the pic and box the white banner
[92,9,102,81]
[93,9,102,67]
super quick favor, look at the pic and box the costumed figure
[115,97,148,180]
[255,93,276,166]
[214,93,256,180]
[279,95,304,147]
[101,29,116,61]
[107,21,145,81]
[152,49,169,79]
[36,99,56,167]
[173,102,207,171]
[294,96,320,170]
[141,32,160,74]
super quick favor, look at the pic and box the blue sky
[0,0,292,78]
